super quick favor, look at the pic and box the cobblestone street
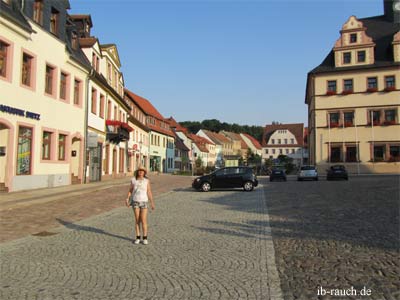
[266,175,400,300]
[0,180,281,300]
[0,175,399,300]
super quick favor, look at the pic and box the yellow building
[305,1,400,174]
[0,0,90,191]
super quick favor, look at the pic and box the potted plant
[384,86,396,92]
[383,120,396,125]
[366,87,378,93]
[342,89,353,95]
[326,90,337,96]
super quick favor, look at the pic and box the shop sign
[0,104,40,120]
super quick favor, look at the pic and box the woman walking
[126,166,155,245]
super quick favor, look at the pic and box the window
[343,79,353,92]
[350,33,357,43]
[114,105,117,120]
[329,112,340,127]
[384,109,396,124]
[343,52,351,64]
[344,111,354,127]
[373,145,385,161]
[22,53,33,86]
[291,138,294,144]
[17,127,32,175]
[0,41,8,78]
[272,149,276,154]
[107,101,112,119]
[91,88,97,114]
[265,149,268,154]
[73,79,81,105]
[385,76,396,89]
[277,139,281,144]
[58,134,66,160]
[330,146,342,162]
[286,149,289,154]
[346,146,357,162]
[60,72,67,100]
[99,94,105,118]
[292,149,295,154]
[370,110,381,125]
[327,80,337,94]
[45,65,55,94]
[357,51,366,63]
[389,146,400,161]
[50,8,59,36]
[367,77,377,90]
[42,131,52,160]
[71,32,78,50]
[33,0,43,25]
[279,149,283,154]
[271,139,275,145]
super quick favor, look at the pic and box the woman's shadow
[56,218,132,242]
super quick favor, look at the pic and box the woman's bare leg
[141,208,148,237]
[134,208,141,238]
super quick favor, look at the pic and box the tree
[277,154,295,174]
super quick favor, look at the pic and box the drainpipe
[83,68,94,183]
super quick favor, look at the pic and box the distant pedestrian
[125,166,155,245]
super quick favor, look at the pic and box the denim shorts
[132,201,148,209]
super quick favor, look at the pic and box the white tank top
[131,178,149,202]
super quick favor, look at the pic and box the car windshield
[301,166,316,170]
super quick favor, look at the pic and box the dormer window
[50,8,59,36]
[350,33,357,43]
[71,32,78,50]
[33,0,43,25]
[357,50,366,63]
[343,52,351,64]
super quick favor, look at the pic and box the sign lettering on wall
[0,104,41,120]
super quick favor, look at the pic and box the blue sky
[69,0,382,126]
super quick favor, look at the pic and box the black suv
[192,167,258,192]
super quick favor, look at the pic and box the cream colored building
[0,0,89,191]
[306,2,400,174]
[71,15,131,182]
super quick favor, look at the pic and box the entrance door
[0,123,10,191]
[89,143,102,182]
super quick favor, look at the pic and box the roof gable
[101,44,121,68]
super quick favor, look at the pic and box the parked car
[297,165,318,181]
[192,166,258,192]
[269,168,287,182]
[327,165,349,180]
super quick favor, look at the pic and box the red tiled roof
[124,89,164,120]
[188,134,210,153]
[165,117,188,133]
[261,123,304,147]
[242,133,262,150]
[124,88,174,137]
[202,130,230,144]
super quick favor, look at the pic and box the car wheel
[243,181,254,191]
[201,182,211,192]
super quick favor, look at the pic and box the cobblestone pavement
[0,174,193,243]
[0,184,282,300]
[265,175,400,300]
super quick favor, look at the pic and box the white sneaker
[142,239,148,245]
[133,239,141,244]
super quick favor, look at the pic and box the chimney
[384,0,400,23]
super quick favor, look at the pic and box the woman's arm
[125,182,134,207]
[147,181,155,210]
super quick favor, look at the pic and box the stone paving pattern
[265,176,400,300]
[1,184,281,300]
[0,174,193,243]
